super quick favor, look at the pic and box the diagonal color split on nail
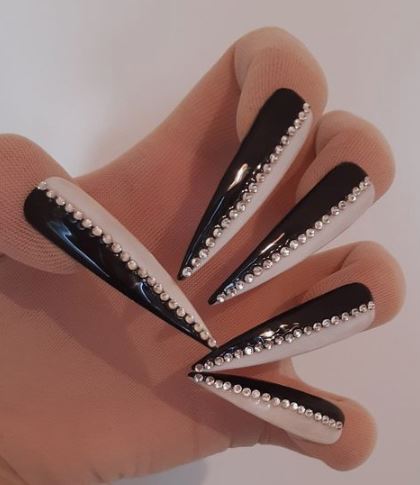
[210,163,374,304]
[24,177,217,348]
[194,284,374,370]
[178,88,313,280]
[189,372,344,445]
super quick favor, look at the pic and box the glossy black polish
[178,88,309,280]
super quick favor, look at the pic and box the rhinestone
[146,276,156,286]
[153,283,163,294]
[331,316,340,325]
[127,260,138,271]
[254,343,263,353]
[322,415,330,424]
[214,380,223,389]
[294,119,301,129]
[137,268,148,278]
[233,384,242,394]
[248,183,258,193]
[199,248,209,259]
[182,267,192,278]
[244,274,254,284]
[353,187,361,196]
[81,218,92,228]
[269,153,279,163]
[194,373,203,382]
[223,381,232,391]
[206,376,215,385]
[205,237,216,248]
[251,389,261,399]
[305,408,314,418]
[91,226,103,237]
[264,340,273,350]
[225,287,237,297]
[236,201,246,212]
[224,353,233,362]
[176,307,186,318]
[213,227,223,238]
[280,135,289,145]
[331,206,340,216]
[341,312,350,321]
[242,388,251,397]
[111,243,122,253]
[253,266,263,276]
[200,330,209,340]
[194,364,204,372]
[290,402,299,411]
[274,145,283,154]
[185,314,195,324]
[304,326,312,335]
[306,228,315,238]
[347,194,357,203]
[287,126,296,136]
[215,357,224,366]
[216,294,225,304]
[64,203,74,213]
[359,304,368,313]
[73,210,83,221]
[298,111,307,120]
[322,214,330,224]
[271,252,281,262]
[119,251,130,262]
[262,259,273,269]
[289,240,299,250]
[242,192,253,203]
[368,301,375,310]
[262,393,271,402]
[329,419,336,427]
[314,413,323,421]
[102,234,112,245]
[168,299,178,310]
[298,234,307,244]
[293,328,303,338]
[194,322,203,332]
[281,399,290,408]
[244,346,254,355]
[313,323,322,332]
[160,292,170,301]
[55,196,66,206]
[336,421,343,430]
[275,336,284,345]
[297,405,306,414]
[229,209,239,219]
[314,220,323,231]
[37,181,48,190]
[303,102,311,112]
[285,334,294,343]
[208,338,217,348]
[235,280,244,291]
[322,319,331,328]
[191,258,201,268]
[359,181,366,190]
[262,163,272,174]
[338,200,347,209]
[46,190,56,199]
[351,308,360,316]
[221,218,230,228]
[280,247,290,257]
[234,349,243,359]
[271,397,281,406]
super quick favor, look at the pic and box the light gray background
[1,1,419,484]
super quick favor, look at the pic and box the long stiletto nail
[195,284,374,370]
[24,177,217,348]
[189,372,344,444]
[178,88,313,280]
[210,163,374,304]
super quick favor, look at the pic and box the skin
[0,28,405,485]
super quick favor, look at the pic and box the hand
[0,27,404,484]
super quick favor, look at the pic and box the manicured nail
[24,177,217,348]
[189,372,344,444]
[210,163,374,304]
[178,88,313,280]
[195,284,374,370]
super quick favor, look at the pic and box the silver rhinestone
[225,287,237,298]
[235,280,244,291]
[313,323,322,332]
[297,405,306,414]
[303,102,311,112]
[280,247,290,257]
[102,234,112,244]
[314,412,323,421]
[290,402,299,411]
[191,257,201,268]
[146,276,156,286]
[341,312,350,321]
[322,214,330,224]
[262,393,271,402]
[223,381,232,391]
[298,234,307,244]
[285,334,294,343]
[244,346,254,355]
[194,322,203,332]
[176,307,186,318]
[233,384,242,394]
[294,119,301,129]
[347,193,357,203]
[248,183,258,193]
[126,259,138,271]
[224,353,233,362]
[254,343,263,353]
[229,209,239,219]
[168,299,178,310]
[242,192,253,203]
[264,340,273,350]
[359,181,366,190]
[213,227,223,238]
[269,153,279,163]
[253,266,263,276]
[281,135,289,145]
[120,251,130,262]
[275,145,283,154]
[153,283,163,294]
[336,421,343,430]
[55,196,66,206]
[314,220,323,231]
[215,357,224,366]
[353,187,361,196]
[37,181,48,190]
[331,316,340,325]
[45,190,56,199]
[304,326,312,335]
[81,218,92,228]
[215,379,223,389]
[91,226,103,237]
[64,203,74,213]
[281,399,290,408]
[73,210,83,221]
[160,292,170,302]
[216,294,225,304]
[262,259,273,270]
[368,301,375,310]
[194,373,203,383]
[331,206,340,216]
[205,237,216,248]
[221,218,230,228]
[262,163,272,174]
[236,201,246,212]
[359,304,368,313]
[182,267,192,278]
[242,387,251,397]
[338,200,347,209]
[111,243,122,253]
[251,389,261,399]
[275,336,284,345]
[329,418,336,427]
[351,308,360,316]
[234,349,243,359]
[199,248,209,259]
[306,228,316,238]
[244,274,254,284]
[185,314,195,324]
[298,111,307,120]
[194,364,204,372]
[287,126,296,136]
[137,267,148,278]
[322,319,331,328]
[200,330,209,340]
[271,397,281,406]
[289,240,299,250]
[206,376,215,385]
[293,328,303,338]
[322,415,330,424]
[271,252,281,262]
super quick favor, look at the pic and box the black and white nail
[195,284,374,370]
[178,89,313,280]
[210,163,374,304]
[189,372,344,444]
[24,177,217,348]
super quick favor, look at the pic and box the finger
[177,27,327,278]
[211,110,395,303]
[0,134,77,273]
[194,241,404,370]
